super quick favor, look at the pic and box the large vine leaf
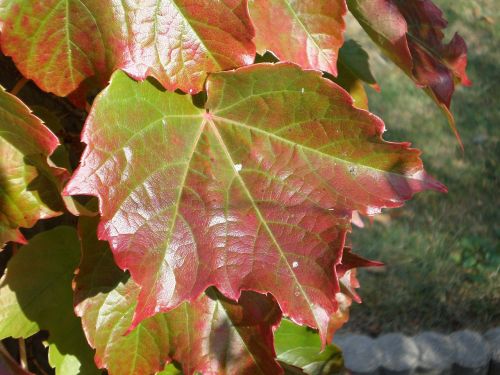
[346,0,471,145]
[0,86,65,246]
[0,0,255,96]
[65,64,445,343]
[75,216,282,375]
[249,0,346,76]
[0,226,100,374]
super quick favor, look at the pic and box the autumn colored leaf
[0,0,255,96]
[347,0,471,144]
[0,227,100,374]
[0,86,65,246]
[249,0,346,76]
[65,64,444,343]
[75,216,282,375]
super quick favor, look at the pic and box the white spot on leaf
[235,163,242,172]
[292,261,299,268]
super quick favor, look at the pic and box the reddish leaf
[335,247,382,304]
[0,0,255,97]
[249,0,346,76]
[65,64,444,343]
[0,85,64,246]
[347,0,471,145]
[75,216,282,375]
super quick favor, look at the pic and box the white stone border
[333,328,500,375]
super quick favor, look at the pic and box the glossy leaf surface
[0,0,255,96]
[0,227,100,374]
[250,0,346,76]
[0,86,64,246]
[66,64,444,343]
[347,0,471,143]
[75,216,282,375]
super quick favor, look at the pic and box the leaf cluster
[0,1,469,374]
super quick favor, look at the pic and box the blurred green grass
[344,0,499,334]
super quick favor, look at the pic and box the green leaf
[326,39,379,109]
[157,363,183,375]
[275,320,343,375]
[0,226,100,375]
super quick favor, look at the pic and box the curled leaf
[347,0,471,145]
[0,86,65,246]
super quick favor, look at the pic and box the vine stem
[18,338,28,370]
[11,77,28,96]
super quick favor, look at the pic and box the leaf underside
[347,0,471,144]
[65,63,445,344]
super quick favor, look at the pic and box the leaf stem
[11,77,29,96]
[18,338,28,370]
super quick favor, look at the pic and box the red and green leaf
[0,0,255,96]
[0,85,65,246]
[249,0,346,76]
[347,0,471,145]
[75,216,282,375]
[65,64,444,343]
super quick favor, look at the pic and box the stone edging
[333,327,500,374]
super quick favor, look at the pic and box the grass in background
[343,0,499,335]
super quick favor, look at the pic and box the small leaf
[275,320,343,375]
[0,227,100,374]
[75,216,282,375]
[157,363,183,375]
[249,0,347,75]
[347,0,471,145]
[0,86,65,247]
[337,40,377,86]
[65,64,445,343]
[0,0,255,96]
[325,40,378,109]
